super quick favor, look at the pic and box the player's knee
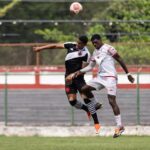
[85,91,94,98]
[81,87,93,98]
[69,100,77,106]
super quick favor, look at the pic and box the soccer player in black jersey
[33,35,101,133]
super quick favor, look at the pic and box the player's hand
[65,73,75,85]
[127,74,135,83]
[33,47,41,52]
[66,71,82,82]
[73,71,82,78]
[66,73,75,82]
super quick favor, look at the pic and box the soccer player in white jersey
[33,35,102,133]
[67,34,135,138]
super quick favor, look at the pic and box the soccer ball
[69,2,83,14]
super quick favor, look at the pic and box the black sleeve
[64,42,76,49]
[82,53,88,62]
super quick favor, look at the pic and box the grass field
[0,136,150,150]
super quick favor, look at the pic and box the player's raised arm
[33,43,64,52]
[113,53,135,83]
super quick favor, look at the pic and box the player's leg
[80,84,101,133]
[66,93,89,112]
[81,78,106,133]
[80,92,102,110]
[107,94,125,138]
[82,78,104,111]
[105,77,124,138]
[107,94,122,121]
[65,82,89,113]
[76,77,102,110]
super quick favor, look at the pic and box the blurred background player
[67,34,135,137]
[33,35,102,133]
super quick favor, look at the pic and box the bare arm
[66,60,96,82]
[82,62,89,68]
[113,53,135,83]
[113,53,129,73]
[33,43,64,52]
[80,60,96,73]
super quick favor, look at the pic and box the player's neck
[97,43,104,49]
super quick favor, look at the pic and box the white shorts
[87,76,117,96]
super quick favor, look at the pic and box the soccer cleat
[95,102,103,110]
[94,123,101,134]
[113,126,125,138]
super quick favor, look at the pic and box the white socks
[115,114,122,127]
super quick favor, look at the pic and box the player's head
[77,35,88,49]
[91,34,102,49]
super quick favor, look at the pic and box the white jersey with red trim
[91,43,117,77]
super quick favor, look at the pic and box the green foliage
[94,0,150,42]
[0,0,20,17]
[0,1,149,65]
[113,43,150,64]
[0,2,108,43]
[34,28,74,42]
[87,24,105,35]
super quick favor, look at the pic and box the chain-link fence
[0,71,149,126]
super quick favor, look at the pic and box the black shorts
[65,76,86,94]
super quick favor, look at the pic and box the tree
[92,0,150,42]
[0,1,149,65]
[0,1,109,43]
[0,0,20,17]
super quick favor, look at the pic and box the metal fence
[0,72,150,126]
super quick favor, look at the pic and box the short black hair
[78,35,88,44]
[91,34,102,41]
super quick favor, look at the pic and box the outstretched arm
[80,60,96,73]
[113,53,135,83]
[33,43,64,52]
[66,60,96,82]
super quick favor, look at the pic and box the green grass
[0,136,150,150]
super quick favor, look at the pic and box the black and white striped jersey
[64,42,90,76]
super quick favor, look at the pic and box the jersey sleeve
[83,51,91,63]
[64,42,76,49]
[108,47,117,56]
